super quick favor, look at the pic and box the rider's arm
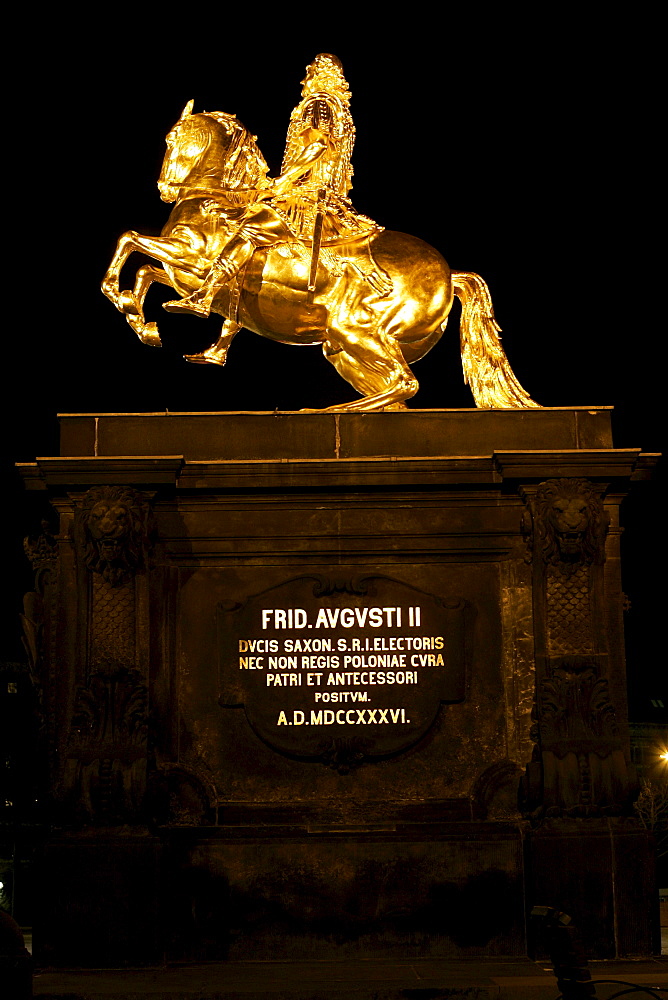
[272,137,328,195]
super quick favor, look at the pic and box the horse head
[158,102,270,203]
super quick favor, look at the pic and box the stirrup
[163,297,211,317]
[183,349,226,367]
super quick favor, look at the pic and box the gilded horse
[102,104,538,411]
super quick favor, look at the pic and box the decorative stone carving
[526,477,609,571]
[524,753,637,819]
[311,577,371,597]
[50,487,156,822]
[90,575,137,669]
[148,764,214,827]
[75,485,152,587]
[537,656,636,813]
[545,563,595,655]
[63,756,147,825]
[21,520,58,674]
[539,657,617,744]
[471,760,523,819]
[71,666,148,746]
[521,659,637,819]
[316,736,373,775]
[64,665,149,823]
[520,479,636,819]
[527,478,609,655]
[23,519,58,573]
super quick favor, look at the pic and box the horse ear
[179,100,194,120]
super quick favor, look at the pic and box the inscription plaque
[219,575,469,761]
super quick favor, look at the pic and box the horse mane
[200,111,270,190]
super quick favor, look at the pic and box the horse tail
[449,271,540,408]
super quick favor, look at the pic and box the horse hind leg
[315,329,419,412]
[120,265,174,347]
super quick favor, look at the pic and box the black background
[2,14,664,712]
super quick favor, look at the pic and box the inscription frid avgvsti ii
[219,576,468,758]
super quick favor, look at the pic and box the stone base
[56,406,616,461]
[19,410,659,966]
[525,820,660,959]
[34,825,525,966]
[35,824,658,966]
[163,823,525,962]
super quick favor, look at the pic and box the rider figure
[164,53,386,321]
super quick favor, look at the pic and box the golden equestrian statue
[102,54,539,411]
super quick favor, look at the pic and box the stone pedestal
[18,408,658,964]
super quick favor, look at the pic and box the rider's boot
[184,320,241,366]
[164,240,253,318]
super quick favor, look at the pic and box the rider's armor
[274,55,380,247]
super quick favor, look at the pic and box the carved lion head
[533,478,609,567]
[76,486,151,586]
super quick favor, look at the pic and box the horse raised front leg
[118,265,175,347]
[101,232,140,308]
[101,230,207,337]
[314,328,419,412]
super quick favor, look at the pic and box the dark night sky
[3,17,664,710]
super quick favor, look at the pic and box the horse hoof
[184,351,226,367]
[164,298,210,318]
[139,322,162,347]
